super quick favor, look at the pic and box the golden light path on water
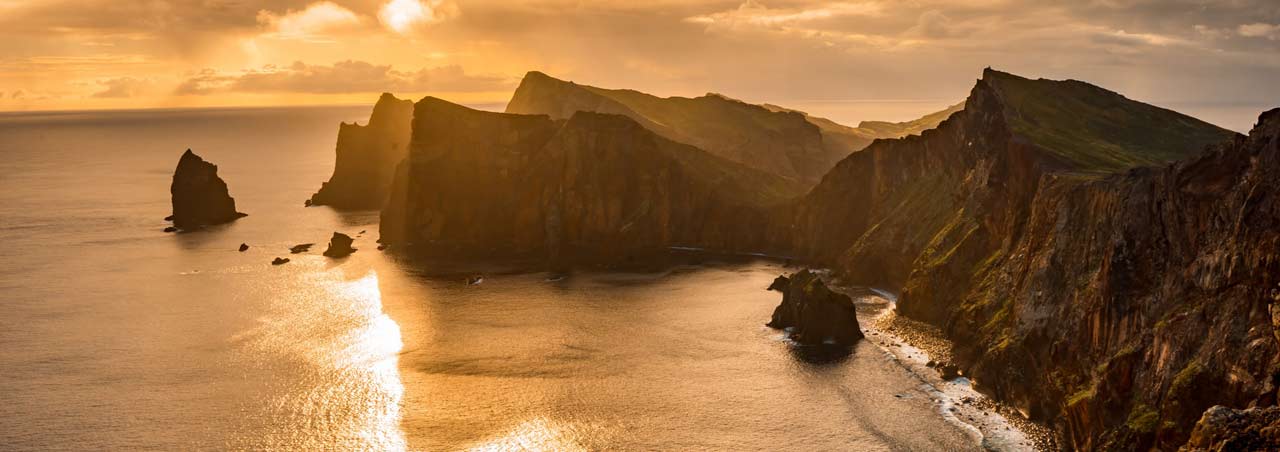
[230,267,406,450]
[340,272,407,451]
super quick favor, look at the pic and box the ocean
[0,104,994,451]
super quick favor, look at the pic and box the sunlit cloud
[1238,22,1280,40]
[91,76,153,98]
[379,0,458,34]
[686,1,883,28]
[257,2,362,42]
[176,60,510,95]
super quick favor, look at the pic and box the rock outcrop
[308,93,413,209]
[168,149,246,230]
[765,270,863,345]
[322,232,356,258]
[380,96,801,266]
[1183,406,1280,451]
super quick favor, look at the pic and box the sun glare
[380,0,428,34]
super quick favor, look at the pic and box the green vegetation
[856,102,965,137]
[1170,360,1206,396]
[1126,404,1160,433]
[983,69,1236,174]
[1068,383,1096,407]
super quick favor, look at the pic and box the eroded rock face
[765,270,863,346]
[322,232,356,258]
[1182,406,1280,451]
[379,97,799,266]
[309,93,413,209]
[169,149,246,230]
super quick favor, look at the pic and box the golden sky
[2,0,1278,123]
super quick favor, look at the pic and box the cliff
[380,96,801,265]
[308,93,413,209]
[168,149,246,230]
[506,71,838,185]
[781,68,1264,449]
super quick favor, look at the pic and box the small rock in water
[322,232,356,258]
[289,243,314,254]
[271,257,290,265]
[163,226,178,233]
[239,243,249,252]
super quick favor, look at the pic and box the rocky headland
[775,69,1271,449]
[308,93,413,209]
[505,71,957,186]
[167,149,246,230]
[379,96,801,267]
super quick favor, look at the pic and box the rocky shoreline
[831,280,1058,451]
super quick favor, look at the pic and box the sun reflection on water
[337,271,407,451]
[467,417,595,452]
[232,267,406,450]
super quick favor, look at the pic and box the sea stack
[322,232,356,258]
[765,270,863,345]
[168,149,246,230]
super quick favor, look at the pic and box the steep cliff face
[380,96,800,265]
[505,71,836,185]
[308,93,413,209]
[169,149,246,230]
[781,68,1264,448]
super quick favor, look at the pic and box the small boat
[466,275,484,286]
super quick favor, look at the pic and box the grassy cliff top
[982,68,1238,173]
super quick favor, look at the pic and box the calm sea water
[0,106,979,451]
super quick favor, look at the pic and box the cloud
[686,1,882,29]
[910,10,956,39]
[257,2,362,41]
[1238,22,1280,40]
[176,61,510,95]
[91,77,153,98]
[379,0,459,34]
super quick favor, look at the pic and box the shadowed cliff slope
[308,93,413,209]
[506,71,955,186]
[762,101,964,158]
[779,68,1257,449]
[380,96,801,265]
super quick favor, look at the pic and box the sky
[2,0,1278,128]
